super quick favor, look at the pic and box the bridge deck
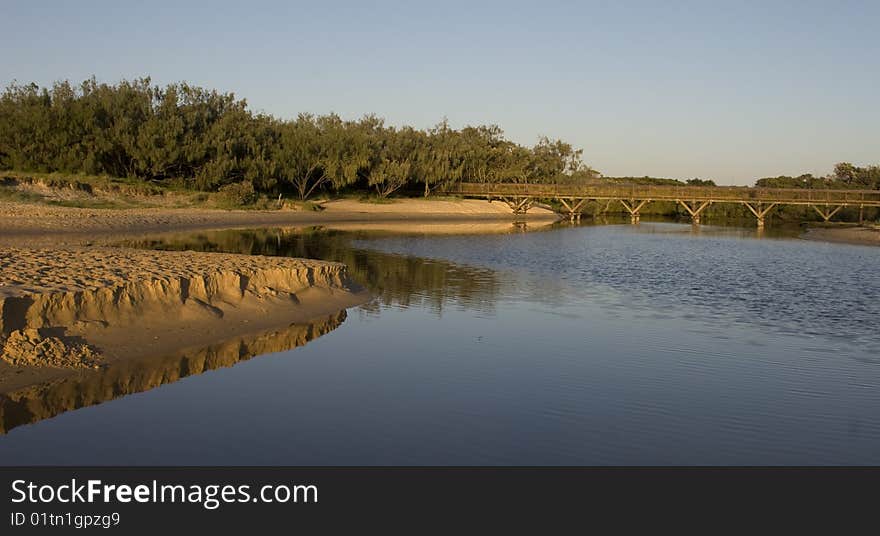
[444,182,880,206]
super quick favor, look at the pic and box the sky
[1,0,877,185]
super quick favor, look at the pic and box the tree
[528,136,584,182]
[364,126,418,198]
[0,76,595,198]
[833,162,880,189]
[369,159,412,198]
[275,114,367,200]
[415,120,464,196]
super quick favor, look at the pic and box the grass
[0,170,218,210]
[2,170,169,196]
[0,182,156,210]
[1,169,471,211]
[1,170,171,210]
[300,201,325,211]
[0,187,46,203]
[1,170,296,211]
[331,191,466,203]
[423,194,465,202]
[46,199,154,210]
[210,194,287,211]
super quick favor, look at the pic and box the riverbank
[0,197,558,242]
[801,224,880,246]
[0,247,368,393]
[0,195,559,393]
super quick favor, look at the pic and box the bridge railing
[443,182,880,205]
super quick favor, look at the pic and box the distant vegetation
[0,77,595,200]
[754,163,880,191]
[605,166,880,191]
[1,76,875,224]
[601,166,879,222]
[602,176,717,186]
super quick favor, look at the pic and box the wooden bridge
[442,182,880,227]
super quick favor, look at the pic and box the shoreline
[5,197,878,247]
[0,197,556,395]
[0,200,876,431]
[0,247,369,394]
[0,198,559,242]
[800,224,880,247]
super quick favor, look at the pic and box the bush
[217,181,257,206]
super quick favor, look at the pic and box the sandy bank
[299,220,557,235]
[0,247,368,392]
[0,198,558,241]
[801,225,880,246]
[320,198,556,216]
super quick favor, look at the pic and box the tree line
[754,163,880,190]
[607,165,880,191]
[0,77,594,199]
[2,77,875,202]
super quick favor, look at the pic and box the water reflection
[121,222,880,353]
[120,227,505,316]
[0,310,347,434]
[356,222,880,354]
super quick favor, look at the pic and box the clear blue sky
[1,0,877,184]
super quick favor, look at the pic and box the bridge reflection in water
[444,183,880,227]
[0,310,347,434]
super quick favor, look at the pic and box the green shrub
[217,181,257,206]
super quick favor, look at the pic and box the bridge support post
[810,204,844,222]
[742,202,777,228]
[619,199,650,224]
[558,198,588,221]
[677,200,712,225]
[501,196,534,215]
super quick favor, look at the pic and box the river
[1,221,878,464]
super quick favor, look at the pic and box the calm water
[1,222,879,464]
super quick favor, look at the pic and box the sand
[801,225,880,246]
[0,246,368,392]
[3,195,872,400]
[0,246,349,298]
[320,198,555,216]
[0,195,558,395]
[0,197,557,240]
